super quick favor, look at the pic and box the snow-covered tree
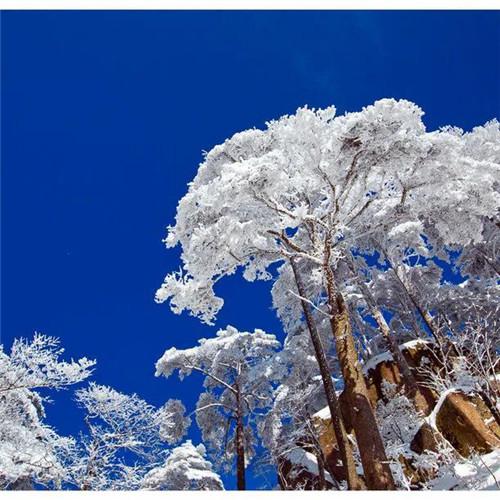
[155,325,280,490]
[142,440,224,490]
[158,99,486,488]
[69,383,189,490]
[0,334,94,489]
[154,98,498,490]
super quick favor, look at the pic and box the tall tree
[155,99,498,488]
[260,324,356,490]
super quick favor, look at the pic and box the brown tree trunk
[479,390,500,428]
[290,257,364,490]
[345,258,432,415]
[371,307,432,415]
[323,251,395,490]
[235,382,246,490]
[316,450,327,490]
[389,263,446,345]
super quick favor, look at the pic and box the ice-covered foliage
[156,99,498,326]
[3,100,498,491]
[0,334,94,489]
[156,399,192,445]
[154,98,499,490]
[142,440,224,490]
[0,334,95,393]
[376,382,422,456]
[69,383,188,490]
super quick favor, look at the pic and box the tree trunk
[345,258,432,416]
[316,450,327,490]
[235,382,246,491]
[81,438,98,491]
[371,307,432,415]
[290,257,364,490]
[323,253,395,490]
[479,390,500,428]
[389,263,446,345]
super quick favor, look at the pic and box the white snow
[431,449,500,490]
[454,462,477,478]
[424,388,457,430]
[363,350,393,374]
[400,338,433,350]
[142,440,224,490]
[475,449,500,490]
[313,406,332,421]
[362,338,432,374]
[285,447,335,485]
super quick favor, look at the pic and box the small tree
[155,325,280,490]
[142,440,224,490]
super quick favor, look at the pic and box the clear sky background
[2,10,499,489]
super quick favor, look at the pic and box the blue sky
[2,10,499,489]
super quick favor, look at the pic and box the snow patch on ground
[430,449,500,490]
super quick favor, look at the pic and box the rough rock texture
[364,340,437,414]
[435,392,500,456]
[410,422,441,454]
[277,457,326,490]
[281,340,500,489]
[314,414,353,484]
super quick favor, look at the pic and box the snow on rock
[454,462,477,478]
[424,388,457,431]
[362,350,393,374]
[399,338,433,351]
[362,338,433,374]
[313,406,331,421]
[285,447,335,485]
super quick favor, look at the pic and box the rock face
[364,339,437,412]
[278,457,328,490]
[435,392,500,456]
[277,448,338,490]
[280,339,500,489]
